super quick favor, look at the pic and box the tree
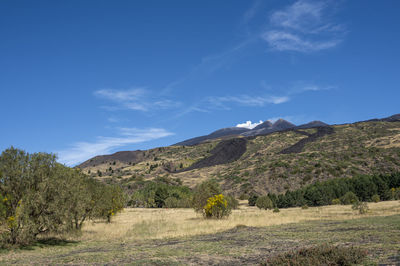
[192,180,221,213]
[340,191,358,205]
[256,196,274,210]
[0,147,126,246]
[0,148,62,244]
[248,194,258,206]
[92,185,125,223]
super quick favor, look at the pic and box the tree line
[128,178,238,212]
[253,172,400,209]
[0,147,124,247]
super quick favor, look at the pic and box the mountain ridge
[175,118,321,145]
[77,113,400,196]
[79,113,399,167]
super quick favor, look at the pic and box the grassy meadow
[1,200,399,265]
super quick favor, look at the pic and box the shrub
[248,194,258,206]
[226,195,239,210]
[192,180,222,213]
[262,244,367,266]
[390,187,400,200]
[340,191,358,205]
[256,196,274,210]
[203,194,231,219]
[239,193,248,200]
[352,201,369,214]
[273,207,280,213]
[371,194,380,203]
[301,205,309,209]
[164,197,180,208]
[331,198,341,205]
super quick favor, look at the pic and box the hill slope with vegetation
[78,117,400,197]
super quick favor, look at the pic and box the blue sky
[1,0,400,165]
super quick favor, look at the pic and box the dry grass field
[1,201,400,265]
[80,200,400,242]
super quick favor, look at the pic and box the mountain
[272,119,296,131]
[78,113,400,196]
[383,114,400,122]
[252,120,273,130]
[177,119,297,144]
[241,119,296,136]
[78,150,146,168]
[174,127,250,146]
[295,120,328,129]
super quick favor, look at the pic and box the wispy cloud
[173,81,332,119]
[288,83,335,94]
[107,117,120,123]
[298,84,333,92]
[94,88,181,112]
[242,0,263,24]
[207,94,290,110]
[270,0,326,32]
[262,31,340,52]
[263,0,345,52]
[57,128,174,166]
[236,120,263,129]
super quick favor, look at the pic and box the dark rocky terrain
[177,138,247,172]
[78,150,146,168]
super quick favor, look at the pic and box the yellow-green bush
[371,194,380,203]
[352,201,369,214]
[340,191,358,205]
[331,198,341,205]
[203,194,231,219]
[255,195,273,210]
[390,187,400,200]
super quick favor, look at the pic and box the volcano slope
[79,120,400,196]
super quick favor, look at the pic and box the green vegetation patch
[262,244,367,266]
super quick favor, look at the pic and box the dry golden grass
[366,134,400,148]
[79,200,400,243]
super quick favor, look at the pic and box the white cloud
[107,117,119,123]
[207,95,289,109]
[300,85,332,91]
[270,0,326,32]
[94,88,181,112]
[288,83,335,94]
[263,0,344,52]
[95,88,146,102]
[236,120,263,129]
[57,128,174,166]
[262,31,340,52]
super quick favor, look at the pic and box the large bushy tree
[0,147,125,246]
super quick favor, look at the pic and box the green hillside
[79,120,400,196]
